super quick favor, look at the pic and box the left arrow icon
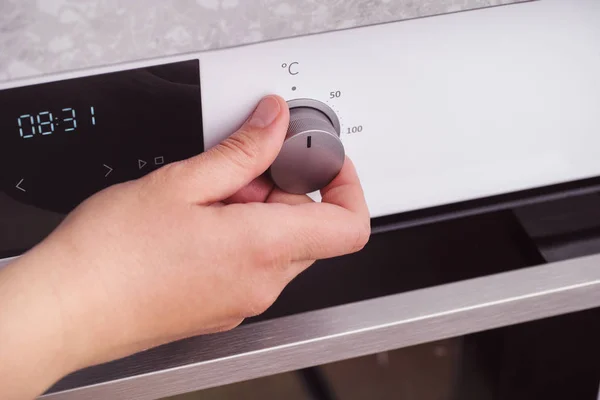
[16,178,26,192]
[103,164,113,177]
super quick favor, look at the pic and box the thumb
[178,95,289,204]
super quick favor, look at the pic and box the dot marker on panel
[292,86,297,91]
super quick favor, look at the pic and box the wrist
[23,233,138,372]
[0,248,77,398]
[20,237,112,372]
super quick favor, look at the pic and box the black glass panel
[0,60,203,258]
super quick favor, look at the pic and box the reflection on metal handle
[41,253,600,400]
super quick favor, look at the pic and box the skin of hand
[0,95,371,400]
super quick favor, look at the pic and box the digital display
[16,106,96,138]
[0,60,204,258]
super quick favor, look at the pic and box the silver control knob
[270,99,345,194]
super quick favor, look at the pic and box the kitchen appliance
[0,0,599,399]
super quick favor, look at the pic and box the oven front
[1,0,599,399]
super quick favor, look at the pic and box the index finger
[283,156,370,261]
[218,156,370,265]
[262,157,371,261]
[319,156,370,220]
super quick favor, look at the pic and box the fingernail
[248,96,281,128]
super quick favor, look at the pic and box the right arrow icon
[103,164,113,178]
[138,159,147,170]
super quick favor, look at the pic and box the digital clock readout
[17,107,96,138]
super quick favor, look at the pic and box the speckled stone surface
[0,0,527,83]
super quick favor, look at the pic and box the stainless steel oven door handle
[38,253,600,400]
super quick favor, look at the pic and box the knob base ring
[287,98,341,135]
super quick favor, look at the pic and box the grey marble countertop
[1,0,526,83]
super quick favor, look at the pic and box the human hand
[0,95,370,399]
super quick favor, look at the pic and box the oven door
[36,191,600,400]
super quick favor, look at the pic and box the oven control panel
[1,0,599,259]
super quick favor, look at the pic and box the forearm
[0,251,76,400]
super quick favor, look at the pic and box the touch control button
[270,99,345,194]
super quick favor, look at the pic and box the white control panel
[2,0,600,221]
[198,0,600,218]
